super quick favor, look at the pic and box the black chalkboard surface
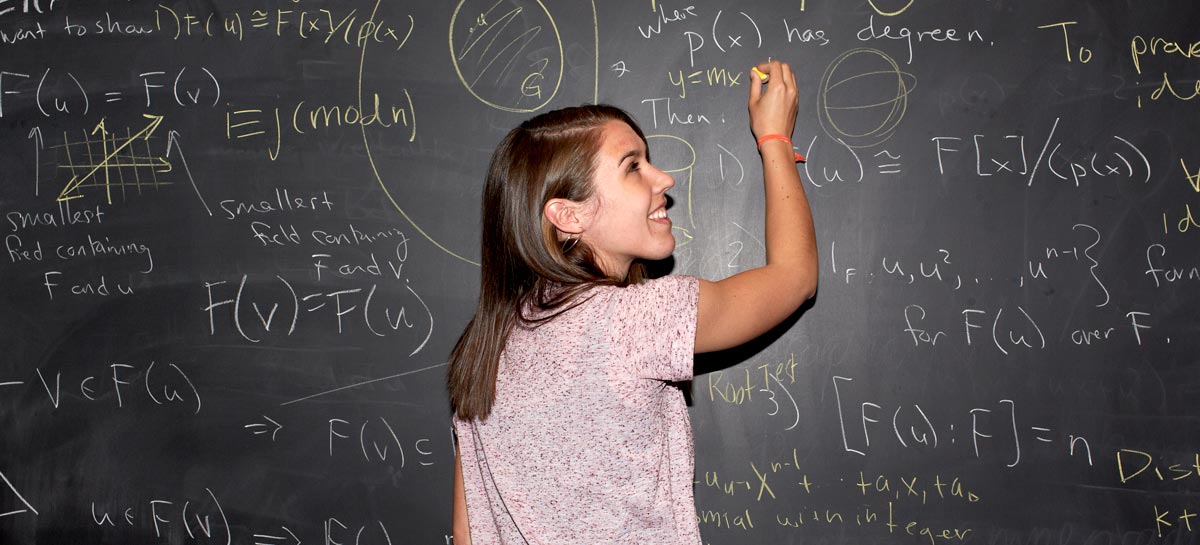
[2,1,1199,543]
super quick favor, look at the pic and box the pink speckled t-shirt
[453,275,701,545]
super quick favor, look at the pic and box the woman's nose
[656,166,675,191]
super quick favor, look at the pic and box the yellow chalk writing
[153,5,414,49]
[1131,35,1200,75]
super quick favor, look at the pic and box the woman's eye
[628,161,640,172]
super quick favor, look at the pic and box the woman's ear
[544,198,585,239]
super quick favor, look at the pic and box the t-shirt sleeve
[609,274,699,382]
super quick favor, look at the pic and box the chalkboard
[2,0,1198,543]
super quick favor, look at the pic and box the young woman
[449,60,817,544]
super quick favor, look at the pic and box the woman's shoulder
[521,275,698,324]
[594,275,699,314]
[612,274,697,296]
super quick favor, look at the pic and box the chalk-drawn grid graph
[52,117,174,204]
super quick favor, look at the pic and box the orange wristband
[756,134,805,163]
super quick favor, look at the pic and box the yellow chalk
[751,66,769,83]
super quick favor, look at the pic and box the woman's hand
[748,60,800,141]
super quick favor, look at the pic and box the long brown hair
[448,105,651,420]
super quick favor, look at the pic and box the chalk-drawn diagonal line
[279,362,448,406]
[469,18,539,88]
[0,469,38,516]
[492,30,542,86]
[1027,117,1060,187]
[168,131,212,216]
[457,2,515,59]
[57,115,164,202]
[731,221,764,249]
[468,7,523,67]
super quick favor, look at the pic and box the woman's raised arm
[695,60,818,354]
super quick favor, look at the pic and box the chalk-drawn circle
[449,0,564,113]
[357,1,479,265]
[818,48,916,148]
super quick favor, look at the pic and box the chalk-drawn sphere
[818,48,917,148]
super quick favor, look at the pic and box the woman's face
[580,120,677,277]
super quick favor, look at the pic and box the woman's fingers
[749,59,800,138]
[754,61,773,79]
[749,66,763,104]
[781,62,796,94]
